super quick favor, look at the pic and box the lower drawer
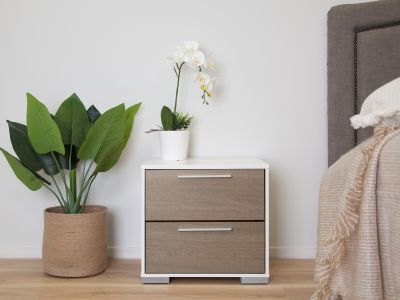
[145,221,265,274]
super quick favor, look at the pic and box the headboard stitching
[353,21,400,144]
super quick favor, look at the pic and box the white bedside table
[141,158,269,284]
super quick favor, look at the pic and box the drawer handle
[177,174,232,179]
[177,227,233,232]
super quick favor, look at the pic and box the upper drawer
[145,169,265,221]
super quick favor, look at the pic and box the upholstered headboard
[328,0,400,165]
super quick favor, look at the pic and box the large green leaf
[78,103,125,161]
[0,147,43,191]
[95,143,123,173]
[54,93,89,147]
[26,93,65,155]
[161,106,173,130]
[87,105,101,125]
[7,120,76,176]
[32,170,51,185]
[37,146,76,175]
[7,121,60,181]
[7,121,42,172]
[122,102,141,148]
[36,154,58,175]
[95,102,141,172]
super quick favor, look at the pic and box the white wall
[0,0,371,259]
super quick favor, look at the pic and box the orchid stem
[173,62,185,125]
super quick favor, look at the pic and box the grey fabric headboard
[328,0,400,165]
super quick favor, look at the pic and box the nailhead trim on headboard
[353,21,400,144]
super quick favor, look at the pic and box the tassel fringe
[311,124,400,300]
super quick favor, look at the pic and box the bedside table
[141,158,269,284]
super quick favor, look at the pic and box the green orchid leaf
[87,105,101,125]
[26,93,65,155]
[95,102,141,173]
[161,106,173,130]
[7,121,42,172]
[78,103,125,161]
[0,147,43,191]
[54,93,89,147]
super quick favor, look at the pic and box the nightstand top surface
[141,158,269,169]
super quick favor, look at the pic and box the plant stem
[79,174,97,213]
[81,173,95,195]
[50,175,68,209]
[173,62,185,125]
[85,161,94,180]
[70,169,76,203]
[68,145,77,203]
[43,184,67,213]
[79,160,86,196]
[77,161,94,203]
[74,172,94,212]
[51,151,71,203]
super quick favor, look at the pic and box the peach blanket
[313,125,400,299]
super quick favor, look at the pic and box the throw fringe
[311,124,400,300]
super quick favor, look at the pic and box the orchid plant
[148,41,215,132]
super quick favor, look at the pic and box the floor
[0,259,316,300]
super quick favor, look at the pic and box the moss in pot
[0,93,141,277]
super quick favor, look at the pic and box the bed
[328,0,400,165]
[314,1,400,299]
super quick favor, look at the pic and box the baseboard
[107,246,141,259]
[0,245,315,259]
[269,246,315,259]
[0,246,43,258]
[0,246,141,259]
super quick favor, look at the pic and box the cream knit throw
[313,124,400,300]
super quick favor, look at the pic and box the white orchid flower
[206,79,214,93]
[195,71,211,85]
[203,55,216,70]
[203,78,215,96]
[168,41,206,67]
[183,50,206,68]
[183,41,199,52]
[165,41,216,107]
[195,71,215,102]
[167,49,186,64]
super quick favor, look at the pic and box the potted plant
[148,41,216,160]
[0,93,141,277]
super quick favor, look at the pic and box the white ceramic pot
[159,130,189,161]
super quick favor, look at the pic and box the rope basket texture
[42,205,108,277]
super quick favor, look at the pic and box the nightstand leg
[141,277,170,284]
[240,277,269,285]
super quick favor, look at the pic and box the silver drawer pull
[177,174,232,179]
[178,227,232,232]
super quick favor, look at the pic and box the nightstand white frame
[140,158,269,284]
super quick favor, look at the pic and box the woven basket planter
[42,205,108,277]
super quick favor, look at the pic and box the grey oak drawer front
[145,169,265,221]
[145,221,265,274]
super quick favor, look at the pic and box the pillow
[351,77,400,129]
